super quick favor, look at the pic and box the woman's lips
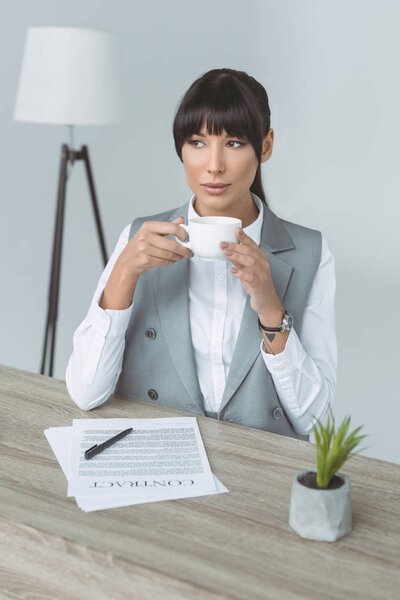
[201,184,231,195]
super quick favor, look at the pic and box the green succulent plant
[313,408,368,489]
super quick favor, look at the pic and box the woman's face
[181,123,273,224]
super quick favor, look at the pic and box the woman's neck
[193,193,259,228]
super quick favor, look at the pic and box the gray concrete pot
[289,470,352,542]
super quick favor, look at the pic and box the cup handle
[175,224,191,250]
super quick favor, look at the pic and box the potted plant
[289,409,368,542]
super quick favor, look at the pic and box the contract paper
[44,426,228,512]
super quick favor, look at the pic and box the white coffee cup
[177,216,242,260]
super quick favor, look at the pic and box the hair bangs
[174,75,262,158]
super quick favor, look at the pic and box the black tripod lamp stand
[40,138,109,376]
[13,26,124,377]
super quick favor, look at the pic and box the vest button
[273,407,283,420]
[145,328,156,340]
[147,389,158,401]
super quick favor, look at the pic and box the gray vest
[115,202,322,441]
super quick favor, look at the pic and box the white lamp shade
[14,27,124,125]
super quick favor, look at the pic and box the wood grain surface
[0,364,399,600]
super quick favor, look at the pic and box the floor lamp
[13,27,124,377]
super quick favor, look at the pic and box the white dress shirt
[66,195,337,435]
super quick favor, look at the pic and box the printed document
[68,417,217,498]
[45,426,227,512]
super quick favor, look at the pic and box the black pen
[84,427,133,460]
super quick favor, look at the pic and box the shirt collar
[188,192,264,245]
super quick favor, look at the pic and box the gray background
[1,0,399,463]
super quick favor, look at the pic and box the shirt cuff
[260,328,306,375]
[88,291,133,338]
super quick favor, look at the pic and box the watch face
[283,312,294,331]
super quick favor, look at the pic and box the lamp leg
[40,143,108,377]
[40,144,69,376]
[81,145,108,266]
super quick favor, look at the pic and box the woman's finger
[141,219,188,242]
[136,239,185,264]
[230,267,256,284]
[221,241,253,256]
[147,232,193,259]
[223,248,256,267]
[236,228,258,246]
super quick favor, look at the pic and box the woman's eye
[188,139,245,149]
[228,140,245,149]
[189,140,204,148]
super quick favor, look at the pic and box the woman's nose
[206,147,225,174]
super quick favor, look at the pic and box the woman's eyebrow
[194,132,236,138]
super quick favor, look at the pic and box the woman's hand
[220,228,284,327]
[118,216,193,279]
[99,217,192,311]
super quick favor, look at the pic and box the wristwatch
[258,310,294,333]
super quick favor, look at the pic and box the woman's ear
[261,128,274,163]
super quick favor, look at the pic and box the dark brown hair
[172,68,271,204]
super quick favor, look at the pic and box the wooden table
[0,364,399,599]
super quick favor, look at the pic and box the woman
[66,68,337,441]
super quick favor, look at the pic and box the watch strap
[258,310,293,333]
[258,318,282,333]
